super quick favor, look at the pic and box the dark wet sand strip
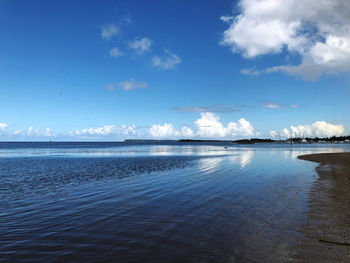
[293,153,350,262]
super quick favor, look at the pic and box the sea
[1,142,350,262]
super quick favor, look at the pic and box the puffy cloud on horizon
[14,127,56,137]
[120,125,138,137]
[195,112,257,138]
[71,125,138,138]
[0,124,55,138]
[101,24,119,40]
[29,127,54,137]
[0,122,8,132]
[149,123,193,138]
[270,121,345,138]
[148,113,257,139]
[221,0,350,80]
[152,50,181,70]
[129,37,152,54]
[72,125,116,137]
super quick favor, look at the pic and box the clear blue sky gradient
[0,0,349,139]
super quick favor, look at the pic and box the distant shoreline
[123,138,289,144]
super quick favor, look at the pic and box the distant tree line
[287,135,350,143]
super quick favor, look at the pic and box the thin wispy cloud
[106,84,116,91]
[240,68,260,76]
[152,50,181,70]
[109,47,124,58]
[118,78,148,91]
[172,105,242,113]
[101,24,119,40]
[260,100,299,109]
[129,37,152,54]
[221,0,350,80]
[173,102,299,113]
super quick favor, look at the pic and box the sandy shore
[292,153,350,262]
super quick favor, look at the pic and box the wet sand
[293,153,350,262]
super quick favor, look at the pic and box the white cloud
[195,112,226,137]
[241,68,260,76]
[12,129,22,135]
[0,122,8,132]
[26,127,55,137]
[101,24,119,40]
[109,47,123,58]
[152,50,181,70]
[263,102,281,109]
[270,121,345,138]
[260,100,299,109]
[195,112,256,138]
[148,113,257,139]
[71,125,138,139]
[269,130,278,138]
[172,105,241,113]
[149,123,193,138]
[221,0,350,79]
[117,78,147,91]
[180,126,194,137]
[129,37,152,54]
[149,123,177,138]
[120,125,137,136]
[73,125,116,136]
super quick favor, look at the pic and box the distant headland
[124,136,350,144]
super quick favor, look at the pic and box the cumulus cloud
[101,24,119,40]
[117,78,148,91]
[73,125,116,137]
[12,129,22,135]
[71,125,138,137]
[109,47,124,58]
[194,112,256,138]
[129,37,152,54]
[270,121,345,138]
[150,123,178,138]
[26,127,55,137]
[149,123,194,138]
[148,113,257,139]
[221,0,350,80]
[0,122,8,132]
[120,125,137,136]
[152,50,181,70]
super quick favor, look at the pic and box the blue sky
[0,0,349,140]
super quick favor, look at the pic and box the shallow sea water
[1,142,349,262]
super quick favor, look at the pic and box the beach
[294,153,350,262]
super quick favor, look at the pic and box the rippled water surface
[1,142,349,262]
